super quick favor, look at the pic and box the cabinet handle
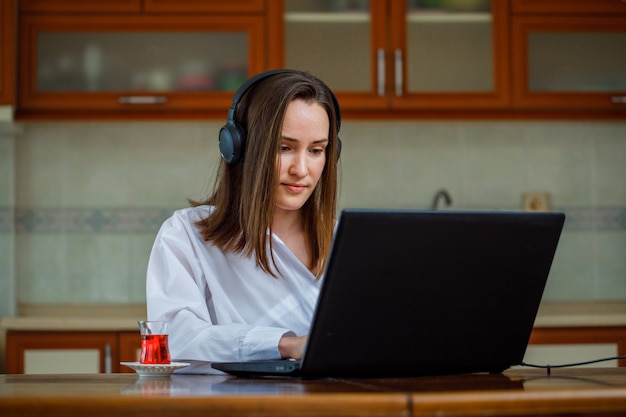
[104,344,112,374]
[377,48,385,97]
[119,96,167,105]
[611,96,626,104]
[395,49,403,97]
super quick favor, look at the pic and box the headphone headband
[229,70,290,114]
[219,69,341,164]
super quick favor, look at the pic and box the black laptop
[212,209,565,378]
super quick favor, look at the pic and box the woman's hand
[278,334,308,360]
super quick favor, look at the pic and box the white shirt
[146,206,322,374]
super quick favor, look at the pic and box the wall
[0,119,625,317]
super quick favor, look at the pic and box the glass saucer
[120,361,190,377]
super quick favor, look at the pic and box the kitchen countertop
[1,302,626,331]
[533,301,626,327]
[0,316,142,331]
[0,304,146,331]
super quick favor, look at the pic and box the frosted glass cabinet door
[36,32,248,93]
[404,0,494,94]
[285,0,371,93]
[512,16,626,110]
[19,15,265,112]
[528,33,626,93]
[283,0,388,110]
[393,0,510,109]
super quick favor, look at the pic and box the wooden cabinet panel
[19,0,265,13]
[143,0,265,13]
[512,0,626,14]
[118,331,141,373]
[0,0,16,105]
[19,0,142,13]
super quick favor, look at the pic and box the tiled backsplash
[1,120,625,316]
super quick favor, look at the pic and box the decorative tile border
[563,207,626,231]
[0,206,625,234]
[11,207,176,234]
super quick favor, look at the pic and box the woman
[146,69,341,373]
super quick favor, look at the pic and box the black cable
[520,355,626,376]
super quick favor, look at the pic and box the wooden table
[2,368,626,416]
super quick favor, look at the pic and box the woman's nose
[289,152,308,177]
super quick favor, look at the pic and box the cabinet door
[0,0,16,105]
[18,15,265,115]
[282,0,388,110]
[390,0,510,110]
[512,16,626,110]
[512,0,626,14]
[5,331,120,374]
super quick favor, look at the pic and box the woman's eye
[311,148,325,155]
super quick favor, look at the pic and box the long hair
[193,70,340,278]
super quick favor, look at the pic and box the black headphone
[219,69,342,164]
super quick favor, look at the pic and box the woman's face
[275,98,329,215]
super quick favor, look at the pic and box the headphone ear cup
[219,121,246,164]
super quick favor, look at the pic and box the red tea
[140,334,171,364]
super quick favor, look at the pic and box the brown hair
[192,70,340,278]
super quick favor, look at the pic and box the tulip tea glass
[138,321,171,365]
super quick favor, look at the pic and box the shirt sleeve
[146,211,292,372]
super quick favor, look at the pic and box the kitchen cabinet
[17,0,268,118]
[5,330,141,374]
[511,0,626,111]
[14,0,626,119]
[0,0,16,106]
[280,0,510,113]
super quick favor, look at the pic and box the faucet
[431,189,453,210]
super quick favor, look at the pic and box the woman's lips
[283,183,307,193]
